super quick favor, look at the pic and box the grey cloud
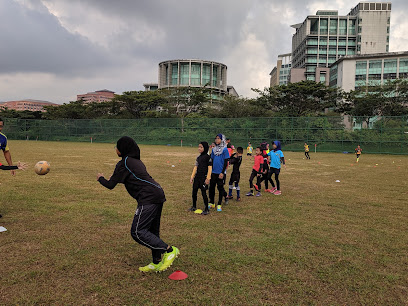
[0,0,115,76]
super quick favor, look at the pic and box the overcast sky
[1,0,407,104]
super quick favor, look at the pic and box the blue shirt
[268,150,284,169]
[0,132,9,151]
[210,147,230,174]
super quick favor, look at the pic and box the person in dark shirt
[189,142,212,215]
[97,136,179,273]
[226,147,243,201]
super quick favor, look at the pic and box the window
[212,66,218,87]
[171,63,178,85]
[358,26,362,34]
[320,19,328,34]
[356,61,367,75]
[329,19,338,35]
[348,19,356,35]
[320,72,327,83]
[339,19,347,35]
[387,26,390,34]
[179,63,190,85]
[202,65,211,86]
[190,64,201,85]
[386,45,389,52]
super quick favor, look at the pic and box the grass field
[1,140,407,305]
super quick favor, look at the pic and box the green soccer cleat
[139,262,162,273]
[158,246,180,272]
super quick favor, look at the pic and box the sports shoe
[236,197,241,202]
[225,198,229,205]
[226,195,233,200]
[270,187,277,193]
[254,184,260,191]
[159,246,180,272]
[217,205,222,212]
[256,192,261,197]
[208,203,215,209]
[188,206,196,212]
[201,210,210,215]
[273,190,282,195]
[265,189,271,193]
[139,262,162,273]
[246,191,253,196]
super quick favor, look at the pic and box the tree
[252,81,340,117]
[338,79,408,127]
[112,91,166,118]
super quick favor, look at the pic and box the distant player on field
[97,136,179,273]
[355,145,362,163]
[304,142,310,160]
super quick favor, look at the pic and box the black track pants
[130,203,168,262]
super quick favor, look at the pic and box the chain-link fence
[2,116,408,154]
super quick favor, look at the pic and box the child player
[246,142,253,157]
[260,142,271,192]
[304,142,311,160]
[267,140,286,195]
[355,145,362,163]
[226,147,243,201]
[97,136,179,273]
[209,134,230,212]
[246,147,263,197]
[189,142,212,215]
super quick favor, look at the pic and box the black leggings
[249,169,261,190]
[192,177,208,209]
[305,151,310,159]
[267,168,281,190]
[130,204,168,263]
[209,173,227,205]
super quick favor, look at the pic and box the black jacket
[195,154,212,178]
[98,156,166,206]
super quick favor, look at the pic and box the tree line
[1,80,408,121]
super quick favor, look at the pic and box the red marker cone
[168,270,188,280]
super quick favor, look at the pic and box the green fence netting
[2,116,408,154]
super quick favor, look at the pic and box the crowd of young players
[0,118,365,274]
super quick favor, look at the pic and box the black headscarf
[200,141,209,155]
[117,136,140,159]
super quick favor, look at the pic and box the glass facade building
[290,2,391,83]
[329,52,408,91]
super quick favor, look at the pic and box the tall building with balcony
[290,2,391,84]
[270,53,292,86]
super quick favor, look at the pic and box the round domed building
[144,59,238,100]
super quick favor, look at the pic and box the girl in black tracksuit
[189,142,212,215]
[97,136,178,269]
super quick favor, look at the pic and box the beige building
[290,2,391,83]
[77,89,115,103]
[0,99,58,112]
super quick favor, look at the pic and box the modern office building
[154,59,238,99]
[269,53,292,86]
[329,51,408,91]
[290,2,391,83]
[77,89,115,103]
[143,83,159,91]
[0,99,58,112]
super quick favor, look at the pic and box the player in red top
[246,147,264,197]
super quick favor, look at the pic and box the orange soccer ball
[34,161,50,175]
